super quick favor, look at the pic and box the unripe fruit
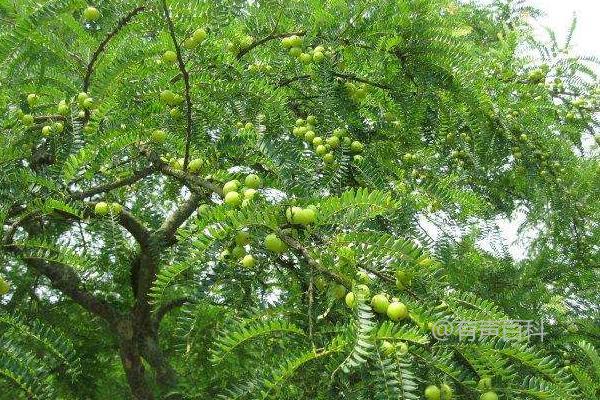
[53,122,64,133]
[223,180,239,195]
[82,97,94,109]
[425,385,441,400]
[162,50,177,63]
[480,392,498,400]
[110,202,123,214]
[224,191,242,207]
[316,144,327,155]
[345,291,356,308]
[351,141,364,153]
[478,377,492,390]
[241,254,256,268]
[152,129,167,143]
[295,118,305,126]
[170,108,182,118]
[83,6,100,21]
[323,153,334,164]
[440,384,453,400]
[397,341,409,355]
[231,245,246,259]
[355,284,370,299]
[188,158,203,173]
[289,47,302,57]
[235,231,250,246]
[245,174,261,189]
[306,115,317,125]
[192,28,207,43]
[330,284,347,299]
[333,128,346,137]
[387,301,408,321]
[281,37,293,48]
[0,277,9,295]
[299,53,312,63]
[353,155,363,162]
[312,136,323,146]
[304,130,316,142]
[380,340,395,356]
[95,202,109,215]
[371,294,390,314]
[57,101,69,115]
[312,51,324,62]
[294,208,316,225]
[77,92,89,104]
[27,93,38,107]
[160,90,176,104]
[22,114,34,126]
[243,188,257,199]
[289,35,303,47]
[42,125,52,136]
[356,270,371,283]
[286,206,303,222]
[326,136,340,148]
[183,37,198,49]
[244,122,254,130]
[264,233,286,253]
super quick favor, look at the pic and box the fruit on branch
[170,108,182,118]
[188,158,203,173]
[386,301,408,321]
[315,144,327,156]
[83,6,100,21]
[0,277,10,295]
[330,284,347,300]
[295,118,305,126]
[424,385,441,400]
[326,136,340,148]
[312,50,324,62]
[243,188,257,199]
[478,377,493,390]
[333,128,347,138]
[241,254,256,268]
[57,100,69,115]
[53,122,64,133]
[41,125,52,136]
[160,90,177,105]
[22,114,34,126]
[192,28,207,43]
[352,155,363,163]
[264,233,286,253]
[82,97,94,109]
[244,122,254,130]
[312,136,323,146]
[371,294,390,314]
[231,245,246,259]
[183,38,197,49]
[110,202,123,215]
[223,180,240,195]
[480,392,498,400]
[286,207,316,225]
[351,141,364,153]
[354,284,370,299]
[289,35,303,47]
[235,231,251,246]
[345,291,356,308]
[289,47,302,57]
[27,93,38,107]
[95,202,109,215]
[162,50,177,63]
[304,130,316,142]
[306,115,317,125]
[299,53,312,64]
[151,129,167,143]
[77,92,89,105]
[380,340,396,356]
[224,191,242,207]
[397,341,409,355]
[244,174,262,189]
[440,384,453,400]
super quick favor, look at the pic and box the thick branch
[159,0,193,172]
[83,6,146,91]
[236,30,306,60]
[71,164,156,200]
[84,203,152,250]
[155,297,190,325]
[155,192,203,245]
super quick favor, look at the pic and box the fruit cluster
[281,35,325,64]
[159,89,184,118]
[222,173,262,208]
[183,28,207,50]
[94,201,123,216]
[285,205,317,226]
[345,81,368,102]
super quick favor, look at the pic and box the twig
[332,71,393,91]
[236,30,306,60]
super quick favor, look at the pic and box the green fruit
[243,188,257,199]
[83,6,100,21]
[53,122,64,133]
[289,47,302,57]
[240,35,254,48]
[244,122,254,130]
[235,231,251,246]
[351,141,364,153]
[245,174,262,189]
[42,125,52,136]
[241,254,256,268]
[231,245,246,259]
[77,92,88,105]
[82,97,94,109]
[306,115,317,125]
[289,35,303,47]
[188,158,203,173]
[440,384,453,400]
[192,28,207,43]
[355,284,370,299]
[0,277,9,295]
[356,270,371,283]
[152,129,167,143]
[281,37,293,48]
[371,294,390,314]
[326,136,340,148]
[314,276,327,291]
[224,191,242,207]
[57,102,69,115]
[323,153,334,164]
[183,37,198,49]
[480,392,498,400]
[380,340,395,356]
[304,130,316,142]
[223,180,239,195]
[295,118,306,126]
[286,206,302,223]
[312,136,323,146]
[27,93,38,107]
[333,128,346,137]
[162,50,177,63]
[22,114,34,126]
[110,202,123,214]
[330,284,347,300]
[312,51,324,62]
[315,144,327,155]
[170,108,182,118]
[397,341,409,355]
[353,155,363,162]
[477,377,492,390]
[197,204,210,216]
[95,202,109,215]
[294,208,316,225]
[299,53,312,63]
[264,233,286,253]
[160,90,176,104]
[425,385,441,400]
[345,291,356,308]
[387,301,408,321]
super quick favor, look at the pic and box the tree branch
[71,164,157,200]
[159,0,193,172]
[83,6,146,91]
[236,30,306,60]
[155,192,203,245]
[155,297,190,325]
[332,72,393,91]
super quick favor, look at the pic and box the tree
[0,0,598,399]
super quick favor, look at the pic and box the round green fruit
[281,37,293,48]
[224,191,242,207]
[22,114,34,126]
[264,233,286,253]
[83,6,100,21]
[41,125,52,136]
[162,50,177,63]
[95,202,109,215]
[188,158,203,173]
[299,53,312,63]
[355,284,370,299]
[312,51,324,62]
[397,341,409,355]
[82,97,94,109]
[222,180,239,195]
[289,35,303,47]
[77,92,88,104]
[351,141,364,153]
[245,174,262,189]
[312,136,323,146]
[183,37,198,49]
[241,254,256,268]
[387,301,408,321]
[371,294,390,314]
[440,384,453,400]
[304,130,316,142]
[477,377,492,390]
[231,245,246,259]
[192,28,207,43]
[294,208,316,225]
[57,102,69,115]
[0,277,9,295]
[27,93,38,107]
[326,136,340,148]
[356,270,371,283]
[315,144,327,156]
[160,90,176,104]
[345,291,356,308]
[306,115,317,125]
[53,122,64,133]
[235,231,250,246]
[330,284,347,300]
[480,392,498,400]
[380,340,395,356]
[151,129,167,143]
[323,153,334,164]
[289,47,302,57]
[286,206,302,223]
[425,385,441,400]
[243,188,257,200]
[295,118,305,126]
[110,202,123,214]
